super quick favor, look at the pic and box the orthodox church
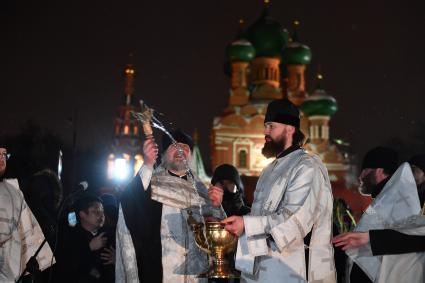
[210,1,370,216]
[106,2,371,218]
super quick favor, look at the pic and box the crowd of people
[1,98,424,283]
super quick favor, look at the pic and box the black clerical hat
[161,129,193,153]
[264,99,300,128]
[409,154,425,173]
[361,146,399,175]
[211,164,244,192]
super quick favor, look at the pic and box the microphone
[74,181,89,192]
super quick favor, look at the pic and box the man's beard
[162,154,189,172]
[261,135,286,158]
[359,171,377,195]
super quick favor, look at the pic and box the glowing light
[334,139,350,146]
[113,158,131,180]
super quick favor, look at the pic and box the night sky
[2,0,425,171]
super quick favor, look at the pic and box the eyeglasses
[0,152,10,160]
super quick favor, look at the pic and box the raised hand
[332,231,370,251]
[221,216,244,236]
[89,232,107,251]
[208,185,224,207]
[143,138,159,168]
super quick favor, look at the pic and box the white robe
[0,179,54,282]
[346,163,425,283]
[236,149,336,283]
[116,166,224,283]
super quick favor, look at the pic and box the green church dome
[282,41,312,65]
[227,39,256,62]
[300,89,337,116]
[244,8,289,58]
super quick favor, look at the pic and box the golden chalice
[191,221,240,279]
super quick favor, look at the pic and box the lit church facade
[211,4,348,182]
[210,3,371,215]
[106,2,371,217]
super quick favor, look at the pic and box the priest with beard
[221,99,336,283]
[333,147,425,283]
[115,129,225,283]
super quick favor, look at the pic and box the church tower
[245,1,287,101]
[211,1,289,176]
[300,72,348,182]
[107,55,144,185]
[283,21,312,106]
[190,129,211,185]
[226,19,255,110]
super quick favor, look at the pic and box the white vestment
[346,163,425,283]
[0,179,54,282]
[116,166,224,283]
[236,149,336,283]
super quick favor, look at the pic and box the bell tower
[107,54,144,186]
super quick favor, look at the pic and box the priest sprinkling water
[115,102,225,283]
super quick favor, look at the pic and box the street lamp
[107,153,144,185]
[113,158,131,181]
